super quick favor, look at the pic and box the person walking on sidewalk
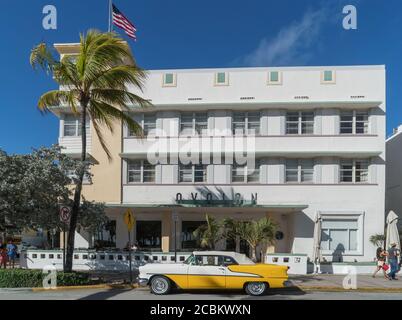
[0,245,7,269]
[373,247,389,279]
[6,240,17,269]
[388,243,400,280]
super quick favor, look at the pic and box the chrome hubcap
[248,283,265,295]
[152,278,168,294]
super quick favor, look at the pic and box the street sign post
[123,209,135,285]
[59,206,71,271]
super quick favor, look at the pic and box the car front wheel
[244,282,268,296]
[150,276,171,295]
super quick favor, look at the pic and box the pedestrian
[387,243,400,280]
[0,245,7,269]
[6,240,17,269]
[372,247,389,279]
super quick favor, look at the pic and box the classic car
[137,251,291,296]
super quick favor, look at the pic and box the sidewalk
[291,274,402,291]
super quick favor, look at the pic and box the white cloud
[239,7,330,67]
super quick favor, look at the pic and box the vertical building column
[161,212,172,253]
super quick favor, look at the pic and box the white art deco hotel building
[53,43,386,263]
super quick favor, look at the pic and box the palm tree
[369,234,386,249]
[236,217,277,262]
[222,218,243,252]
[193,214,222,250]
[30,30,150,272]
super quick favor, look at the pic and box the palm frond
[91,65,148,93]
[89,100,143,137]
[37,90,79,113]
[30,42,58,73]
[91,88,151,110]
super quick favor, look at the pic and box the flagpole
[108,0,113,32]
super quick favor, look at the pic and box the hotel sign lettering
[175,192,257,207]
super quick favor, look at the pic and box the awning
[106,203,308,211]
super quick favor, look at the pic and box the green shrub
[0,269,93,288]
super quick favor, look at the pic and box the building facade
[52,43,386,262]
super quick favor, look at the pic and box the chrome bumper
[137,278,149,287]
[283,280,293,287]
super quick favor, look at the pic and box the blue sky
[0,0,401,154]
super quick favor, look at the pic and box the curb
[31,283,138,292]
[298,286,402,293]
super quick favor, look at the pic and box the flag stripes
[112,4,137,40]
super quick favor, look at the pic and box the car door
[187,255,226,288]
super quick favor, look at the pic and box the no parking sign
[59,206,71,224]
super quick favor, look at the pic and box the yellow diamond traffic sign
[124,209,135,231]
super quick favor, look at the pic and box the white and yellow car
[138,251,291,296]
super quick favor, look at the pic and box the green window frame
[270,71,279,82]
[165,73,174,84]
[323,70,333,82]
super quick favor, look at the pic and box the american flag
[112,4,137,40]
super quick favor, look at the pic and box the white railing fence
[20,250,192,271]
[265,254,308,275]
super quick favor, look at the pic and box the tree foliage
[0,145,107,234]
[369,234,386,249]
[193,214,222,250]
[224,217,277,262]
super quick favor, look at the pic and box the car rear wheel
[245,282,268,296]
[150,276,171,295]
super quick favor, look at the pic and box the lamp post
[173,212,178,262]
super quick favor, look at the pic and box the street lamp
[173,212,179,262]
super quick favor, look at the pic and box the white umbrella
[312,213,322,274]
[386,210,400,251]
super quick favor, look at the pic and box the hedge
[0,269,94,288]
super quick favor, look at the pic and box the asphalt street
[0,288,402,300]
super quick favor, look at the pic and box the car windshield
[184,253,255,265]
[184,254,195,265]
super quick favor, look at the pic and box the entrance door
[187,255,225,288]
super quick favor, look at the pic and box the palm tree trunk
[250,245,257,262]
[235,236,240,253]
[65,104,87,272]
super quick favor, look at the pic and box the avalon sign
[175,192,257,207]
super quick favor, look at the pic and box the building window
[321,218,358,253]
[162,73,176,87]
[286,111,314,135]
[231,160,260,183]
[321,70,336,84]
[63,115,89,137]
[340,159,369,183]
[127,160,156,183]
[181,221,205,251]
[128,113,156,137]
[340,110,369,134]
[136,221,161,250]
[180,112,208,136]
[179,163,207,183]
[285,159,314,183]
[215,72,229,86]
[232,111,260,135]
[143,114,156,136]
[267,71,282,85]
